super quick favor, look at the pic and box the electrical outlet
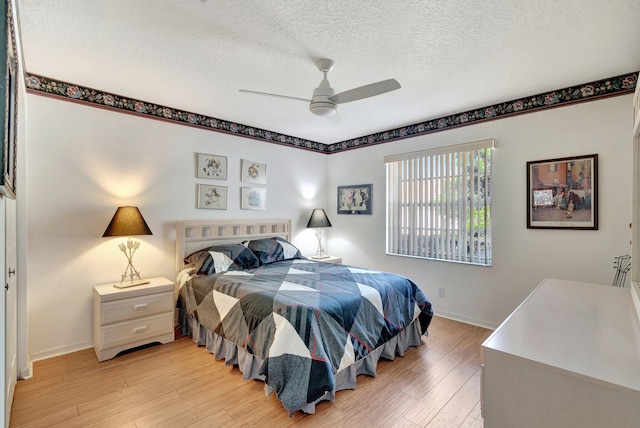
[438,288,445,298]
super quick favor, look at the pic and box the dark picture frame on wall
[526,154,598,230]
[0,0,16,199]
[337,184,372,215]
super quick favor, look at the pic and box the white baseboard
[19,361,33,380]
[29,341,93,363]
[25,314,497,367]
[433,310,498,331]
[20,341,94,379]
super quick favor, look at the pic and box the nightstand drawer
[101,291,173,325]
[99,312,173,349]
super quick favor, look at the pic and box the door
[4,197,15,427]
[0,197,5,425]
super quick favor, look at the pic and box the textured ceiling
[15,0,640,145]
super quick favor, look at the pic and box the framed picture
[196,153,227,179]
[241,187,266,210]
[241,159,267,184]
[337,184,372,215]
[197,184,228,210]
[527,154,598,229]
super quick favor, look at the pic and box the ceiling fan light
[310,102,337,117]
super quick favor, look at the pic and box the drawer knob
[133,303,149,311]
[133,326,148,334]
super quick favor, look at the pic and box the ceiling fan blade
[238,89,310,103]
[329,79,401,104]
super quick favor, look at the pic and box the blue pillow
[184,244,260,275]
[244,237,304,265]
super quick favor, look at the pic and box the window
[384,139,494,266]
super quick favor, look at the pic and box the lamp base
[113,279,150,289]
[310,255,330,259]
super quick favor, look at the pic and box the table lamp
[306,208,332,259]
[102,206,153,288]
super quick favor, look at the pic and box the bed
[175,218,433,415]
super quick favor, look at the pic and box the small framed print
[526,154,598,229]
[337,184,372,215]
[197,184,228,210]
[241,159,267,184]
[241,187,266,210]
[196,153,227,180]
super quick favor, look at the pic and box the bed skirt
[180,311,427,414]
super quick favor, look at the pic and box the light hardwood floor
[9,316,491,427]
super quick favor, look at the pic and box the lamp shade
[306,208,332,228]
[102,206,153,237]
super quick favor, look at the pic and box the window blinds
[384,139,494,265]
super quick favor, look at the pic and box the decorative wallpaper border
[24,73,327,153]
[327,71,638,153]
[25,71,637,154]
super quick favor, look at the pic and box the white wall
[24,95,329,360]
[23,92,633,361]
[326,95,633,328]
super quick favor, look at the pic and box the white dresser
[481,278,640,428]
[93,277,175,362]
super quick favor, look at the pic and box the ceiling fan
[239,59,401,117]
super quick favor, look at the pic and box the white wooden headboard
[176,218,291,270]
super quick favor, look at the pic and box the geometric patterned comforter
[179,258,433,413]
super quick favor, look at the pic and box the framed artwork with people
[526,154,598,229]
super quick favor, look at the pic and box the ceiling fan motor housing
[309,98,337,116]
[310,74,337,116]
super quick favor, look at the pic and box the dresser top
[482,278,640,394]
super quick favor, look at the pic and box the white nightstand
[311,255,342,264]
[93,276,175,362]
